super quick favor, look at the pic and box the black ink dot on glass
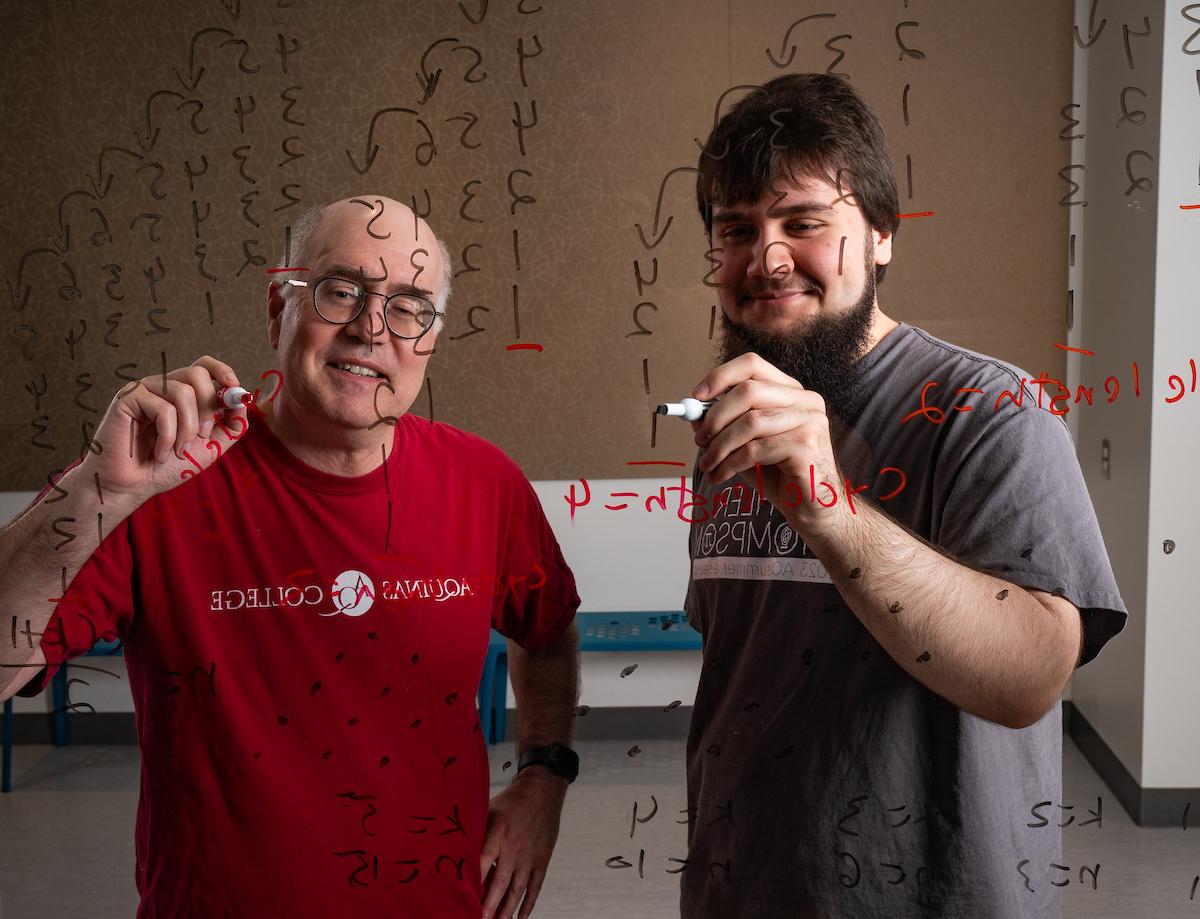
[310,681,322,695]
[368,631,378,640]
[1020,547,1033,560]
[322,748,333,760]
[574,705,591,717]
[706,744,721,756]
[665,700,682,712]
[502,761,513,771]
[335,651,345,663]
[996,589,1009,601]
[620,664,638,678]
[445,692,458,705]
[743,702,760,712]
[443,756,456,769]
[379,756,390,768]
[277,715,288,726]
[410,653,420,664]
[410,719,421,728]
[888,601,903,615]
[849,567,863,579]
[1052,586,1067,598]
[801,649,814,665]
[774,745,794,759]
[381,686,391,696]
[348,717,359,727]
[916,651,932,662]
[627,745,642,757]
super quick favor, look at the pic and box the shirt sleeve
[15,514,136,697]
[934,404,1128,667]
[490,470,580,652]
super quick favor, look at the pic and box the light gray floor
[0,737,1197,918]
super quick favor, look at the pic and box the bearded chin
[717,245,877,422]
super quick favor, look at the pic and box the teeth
[335,363,381,378]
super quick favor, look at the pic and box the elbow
[997,692,1063,730]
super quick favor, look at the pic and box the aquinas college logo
[323,570,376,617]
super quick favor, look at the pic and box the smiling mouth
[329,362,385,380]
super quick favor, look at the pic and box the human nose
[344,291,388,342]
[747,234,797,282]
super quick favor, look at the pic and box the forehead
[308,198,443,284]
[712,172,849,220]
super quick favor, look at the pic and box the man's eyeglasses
[286,277,442,340]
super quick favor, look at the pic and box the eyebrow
[320,263,435,299]
[712,202,836,223]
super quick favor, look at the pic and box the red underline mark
[1055,343,1095,355]
[265,266,311,274]
[506,343,544,352]
[896,211,935,219]
[626,460,688,467]
[1181,204,1200,210]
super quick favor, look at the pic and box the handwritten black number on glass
[637,166,700,249]
[512,100,538,156]
[455,243,482,278]
[1122,17,1151,70]
[57,262,81,301]
[1124,150,1154,195]
[24,374,47,411]
[278,136,303,169]
[184,156,208,192]
[627,302,657,338]
[767,13,837,68]
[143,257,165,303]
[446,111,481,150]
[1184,4,1200,54]
[89,207,112,247]
[65,319,86,360]
[1059,103,1084,140]
[176,98,209,135]
[517,34,542,88]
[363,198,390,239]
[219,37,259,74]
[1116,87,1147,126]
[15,324,39,361]
[103,264,124,301]
[449,305,490,340]
[460,180,482,223]
[633,258,658,296]
[507,169,536,215]
[703,248,727,288]
[410,249,429,287]
[276,32,300,73]
[825,34,851,76]
[74,373,98,414]
[136,161,167,200]
[234,94,255,134]
[1074,0,1107,48]
[130,213,163,243]
[280,85,306,126]
[233,144,257,184]
[104,313,122,348]
[895,21,925,61]
[415,118,438,166]
[1058,165,1088,207]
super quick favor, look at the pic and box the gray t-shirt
[681,323,1127,919]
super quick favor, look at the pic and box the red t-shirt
[29,407,579,917]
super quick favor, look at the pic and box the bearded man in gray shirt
[680,73,1127,918]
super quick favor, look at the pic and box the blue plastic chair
[477,611,701,744]
[1,638,122,793]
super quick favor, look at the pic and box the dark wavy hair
[696,73,900,283]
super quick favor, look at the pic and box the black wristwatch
[517,743,579,784]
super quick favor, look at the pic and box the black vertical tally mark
[838,236,846,275]
[902,83,911,126]
[512,227,521,270]
[906,155,913,200]
[93,472,103,504]
[285,224,292,267]
[650,410,657,449]
[511,284,521,338]
[129,418,137,458]
[425,377,434,425]
[642,358,650,395]
[160,350,168,396]
[708,304,717,340]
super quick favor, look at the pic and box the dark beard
[718,241,877,421]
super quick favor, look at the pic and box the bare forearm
[0,462,139,701]
[804,500,1075,729]
[507,622,580,751]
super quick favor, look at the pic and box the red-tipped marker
[216,385,254,409]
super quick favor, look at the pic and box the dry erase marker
[656,398,714,421]
[217,385,254,409]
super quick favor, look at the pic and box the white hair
[277,203,453,328]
